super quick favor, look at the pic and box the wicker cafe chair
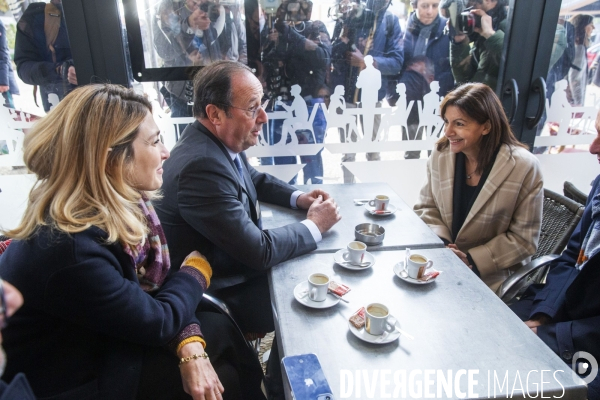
[496,189,585,304]
[563,181,588,207]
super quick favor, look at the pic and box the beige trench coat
[414,144,544,291]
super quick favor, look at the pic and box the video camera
[259,0,315,101]
[329,0,389,102]
[440,0,480,35]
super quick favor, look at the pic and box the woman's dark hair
[437,82,527,175]
[570,14,594,47]
[192,61,252,118]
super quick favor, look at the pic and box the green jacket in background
[450,18,507,91]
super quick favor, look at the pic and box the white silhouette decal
[418,81,443,139]
[275,85,316,146]
[355,55,381,142]
[321,85,359,142]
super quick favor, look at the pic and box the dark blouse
[455,183,479,236]
[451,149,500,274]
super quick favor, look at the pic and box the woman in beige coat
[414,83,543,291]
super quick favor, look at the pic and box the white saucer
[334,249,375,270]
[393,261,439,285]
[293,281,340,309]
[364,203,397,216]
[348,319,401,344]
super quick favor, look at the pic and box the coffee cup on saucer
[368,195,389,211]
[406,253,433,279]
[365,303,396,336]
[343,241,367,264]
[307,273,330,302]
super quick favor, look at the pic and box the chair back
[534,189,585,260]
[496,189,585,303]
[199,294,260,354]
[563,181,588,207]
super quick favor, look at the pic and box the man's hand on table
[307,195,341,233]
[525,314,551,335]
[296,190,331,209]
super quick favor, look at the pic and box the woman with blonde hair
[0,84,264,399]
[414,83,544,291]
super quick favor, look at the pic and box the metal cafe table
[269,248,587,399]
[261,183,444,253]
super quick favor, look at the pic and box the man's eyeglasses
[217,101,267,119]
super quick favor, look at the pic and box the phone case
[281,353,334,400]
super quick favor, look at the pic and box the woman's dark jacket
[0,225,206,400]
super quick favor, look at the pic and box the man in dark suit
[155,61,341,335]
[510,112,600,399]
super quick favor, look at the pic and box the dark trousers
[209,275,284,399]
[170,95,193,139]
[210,274,275,334]
[300,149,324,184]
[509,288,600,400]
[1,92,13,109]
[136,312,265,400]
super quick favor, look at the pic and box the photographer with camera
[330,0,403,183]
[153,0,217,118]
[15,0,77,113]
[153,0,246,118]
[260,0,331,182]
[445,0,507,90]
[261,0,330,100]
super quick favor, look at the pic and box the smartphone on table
[281,353,334,400]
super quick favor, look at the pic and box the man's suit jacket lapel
[192,121,260,224]
[238,153,262,228]
[461,144,515,231]
[238,153,258,205]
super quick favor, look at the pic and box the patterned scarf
[123,195,171,292]
[408,12,439,57]
[577,188,600,269]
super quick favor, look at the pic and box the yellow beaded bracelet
[179,352,209,366]
[176,336,206,354]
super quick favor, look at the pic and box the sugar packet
[349,307,366,329]
[328,280,351,297]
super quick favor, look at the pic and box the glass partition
[532,1,600,196]
[2,0,517,211]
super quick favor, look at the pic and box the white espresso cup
[365,303,397,336]
[406,253,434,279]
[342,241,367,264]
[368,195,389,211]
[307,273,330,302]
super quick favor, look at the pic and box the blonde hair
[5,84,153,248]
